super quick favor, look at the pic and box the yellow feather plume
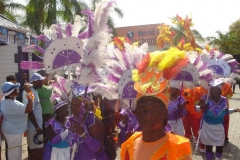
[132,69,140,82]
[149,51,168,67]
[157,48,186,70]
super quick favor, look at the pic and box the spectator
[1,82,33,160]
[22,73,45,160]
[18,73,29,102]
[37,69,54,140]
[232,78,240,93]
[6,75,17,84]
[100,97,116,139]
[0,75,17,160]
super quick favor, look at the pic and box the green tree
[229,19,240,54]
[0,0,25,22]
[229,19,240,36]
[21,0,88,34]
[207,31,238,54]
[21,0,123,35]
[170,16,204,46]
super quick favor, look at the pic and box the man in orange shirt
[221,82,233,143]
[121,96,193,160]
[121,67,192,160]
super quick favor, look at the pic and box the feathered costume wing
[94,37,148,100]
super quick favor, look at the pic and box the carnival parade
[1,0,240,160]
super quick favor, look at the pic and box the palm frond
[107,17,116,36]
[2,10,17,22]
[192,29,204,41]
[114,7,123,18]
[171,26,186,45]
[5,2,26,11]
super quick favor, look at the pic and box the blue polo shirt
[1,99,27,134]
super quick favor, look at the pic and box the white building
[0,14,30,93]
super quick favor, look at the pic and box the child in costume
[168,81,187,136]
[43,98,72,160]
[66,86,109,160]
[196,79,239,160]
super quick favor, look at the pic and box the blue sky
[17,0,240,38]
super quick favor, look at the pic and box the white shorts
[168,118,185,136]
[27,130,44,149]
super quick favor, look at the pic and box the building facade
[0,14,32,93]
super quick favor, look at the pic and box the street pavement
[1,89,240,160]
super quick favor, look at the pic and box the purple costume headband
[53,97,69,111]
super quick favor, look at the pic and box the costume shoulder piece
[121,132,192,160]
[120,132,142,160]
[166,133,192,159]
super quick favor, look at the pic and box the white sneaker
[199,148,206,153]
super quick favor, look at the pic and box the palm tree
[170,16,204,46]
[21,0,88,34]
[0,0,25,22]
[21,0,123,35]
[207,31,239,54]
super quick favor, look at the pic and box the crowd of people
[0,1,240,159]
[0,68,238,160]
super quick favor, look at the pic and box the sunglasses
[14,89,19,92]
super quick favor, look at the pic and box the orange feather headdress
[132,48,189,108]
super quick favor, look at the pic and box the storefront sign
[115,24,160,45]
[30,36,38,45]
[14,32,25,46]
[0,26,9,44]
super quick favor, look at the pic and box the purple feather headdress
[56,23,64,39]
[20,61,43,70]
[37,34,51,45]
[24,45,44,54]
[66,23,73,37]
[78,10,94,39]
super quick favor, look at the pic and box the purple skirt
[73,148,109,160]
[43,143,52,160]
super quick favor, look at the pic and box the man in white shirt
[22,73,45,160]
